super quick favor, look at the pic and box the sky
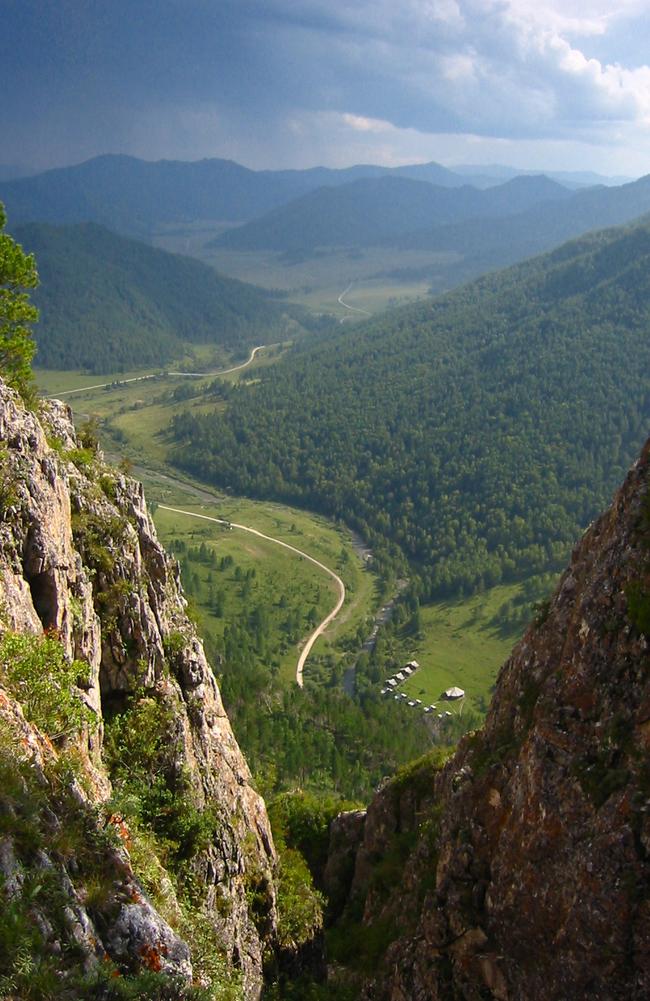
[3,0,650,176]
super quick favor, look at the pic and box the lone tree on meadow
[0,202,38,400]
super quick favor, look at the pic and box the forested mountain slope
[213,174,571,252]
[2,155,305,232]
[16,222,283,371]
[170,218,650,598]
[392,172,650,285]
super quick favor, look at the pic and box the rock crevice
[0,380,277,997]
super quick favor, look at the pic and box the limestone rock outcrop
[0,380,277,997]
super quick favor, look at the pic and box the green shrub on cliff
[0,631,93,740]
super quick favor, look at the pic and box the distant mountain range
[0,154,586,237]
[16,222,283,372]
[211,169,650,292]
[450,164,633,188]
[213,174,573,252]
[0,154,477,235]
[4,154,648,303]
[210,166,650,291]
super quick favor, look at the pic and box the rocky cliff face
[328,439,650,1000]
[0,379,277,998]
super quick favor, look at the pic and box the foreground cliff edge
[325,439,650,999]
[0,378,278,999]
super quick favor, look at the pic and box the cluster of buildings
[381,660,420,693]
[381,661,465,720]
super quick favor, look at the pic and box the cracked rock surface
[0,380,277,997]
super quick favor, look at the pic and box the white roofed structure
[444,686,465,700]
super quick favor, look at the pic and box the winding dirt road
[338,282,372,316]
[157,504,345,687]
[53,344,269,397]
[167,344,267,378]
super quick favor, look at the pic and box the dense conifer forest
[171,219,650,599]
[15,221,286,371]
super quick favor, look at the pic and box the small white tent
[443,686,465,700]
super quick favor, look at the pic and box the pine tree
[0,204,38,401]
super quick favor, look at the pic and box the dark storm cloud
[3,0,650,170]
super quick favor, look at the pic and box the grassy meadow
[202,245,456,318]
[150,220,456,318]
[152,499,377,685]
[392,582,533,720]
